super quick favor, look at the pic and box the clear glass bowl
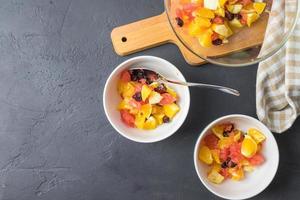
[165,0,300,67]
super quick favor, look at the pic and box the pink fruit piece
[159,93,176,105]
[120,70,131,82]
[120,110,135,127]
[204,133,219,150]
[248,154,265,166]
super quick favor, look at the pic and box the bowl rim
[164,0,300,67]
[103,55,191,143]
[193,114,279,200]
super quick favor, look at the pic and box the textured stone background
[0,0,299,200]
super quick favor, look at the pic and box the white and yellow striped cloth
[257,0,300,133]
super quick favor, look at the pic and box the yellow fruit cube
[118,98,131,110]
[241,135,257,158]
[215,7,225,17]
[143,116,157,130]
[196,8,215,19]
[165,85,177,98]
[229,18,244,28]
[135,112,145,129]
[197,28,213,47]
[198,146,213,165]
[240,159,250,166]
[149,81,159,88]
[151,105,164,115]
[226,4,243,14]
[153,114,165,125]
[247,128,266,144]
[247,13,259,27]
[141,85,152,101]
[140,104,152,119]
[211,163,221,173]
[212,24,233,37]
[117,81,126,95]
[211,149,221,164]
[207,170,224,184]
[233,130,242,142]
[219,0,228,8]
[188,20,207,37]
[163,103,180,119]
[218,137,233,149]
[244,165,255,172]
[253,2,266,14]
[212,125,224,139]
[195,17,212,28]
[122,82,136,98]
[229,168,244,181]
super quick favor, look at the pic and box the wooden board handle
[111,12,173,56]
[111,12,205,66]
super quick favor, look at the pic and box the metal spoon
[130,68,240,96]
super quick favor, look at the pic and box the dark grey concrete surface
[0,0,299,200]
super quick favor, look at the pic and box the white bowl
[103,56,190,143]
[194,115,279,200]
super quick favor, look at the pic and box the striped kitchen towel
[256,0,300,133]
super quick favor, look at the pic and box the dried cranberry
[236,14,242,20]
[175,17,184,27]
[223,124,234,135]
[130,69,145,81]
[225,10,234,21]
[130,73,138,81]
[223,131,229,137]
[144,70,158,83]
[154,84,167,94]
[163,116,170,123]
[229,161,237,168]
[132,92,142,102]
[212,39,223,46]
[136,70,145,80]
[221,162,228,168]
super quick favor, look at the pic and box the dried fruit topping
[132,92,142,102]
[175,17,184,27]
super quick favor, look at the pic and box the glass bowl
[164,0,300,67]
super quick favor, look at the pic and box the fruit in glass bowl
[173,0,267,47]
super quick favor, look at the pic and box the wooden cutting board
[111,10,269,66]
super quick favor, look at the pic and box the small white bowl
[194,115,279,200]
[103,56,190,143]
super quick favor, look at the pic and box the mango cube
[253,2,266,14]
[163,103,180,119]
[148,91,163,104]
[247,13,259,27]
[196,8,215,19]
[199,146,213,165]
[226,4,243,14]
[143,116,158,130]
[141,85,152,101]
[197,28,213,47]
[212,24,233,37]
[207,170,224,184]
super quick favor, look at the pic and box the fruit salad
[198,123,266,184]
[117,69,180,130]
[174,0,267,47]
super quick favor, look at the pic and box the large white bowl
[103,56,190,143]
[194,115,279,200]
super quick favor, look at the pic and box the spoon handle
[165,79,240,96]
